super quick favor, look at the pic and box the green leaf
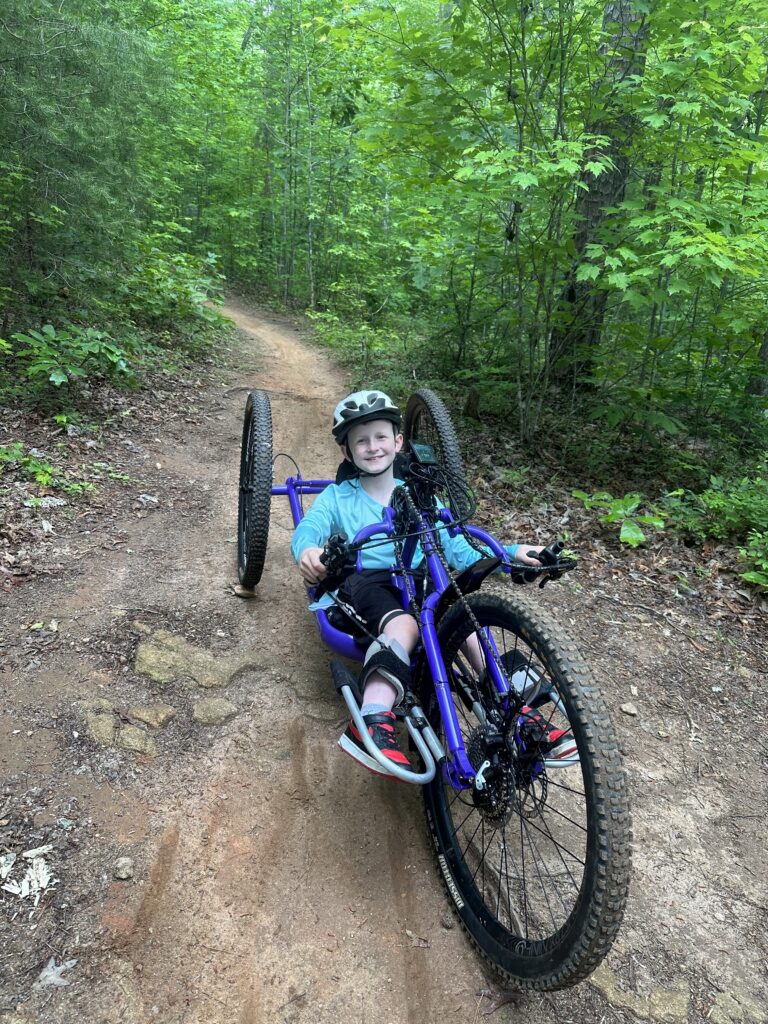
[619,521,646,547]
[741,571,768,587]
[510,171,538,189]
[607,272,630,290]
[49,369,68,386]
[635,515,665,529]
[575,264,600,282]
[641,113,668,128]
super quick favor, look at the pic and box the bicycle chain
[391,483,516,720]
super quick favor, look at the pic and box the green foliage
[118,248,225,332]
[8,324,136,390]
[0,442,92,495]
[1,0,768,621]
[572,490,666,547]
[663,473,768,542]
[739,531,768,590]
[307,310,415,396]
[498,466,531,489]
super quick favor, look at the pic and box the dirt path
[1,299,765,1024]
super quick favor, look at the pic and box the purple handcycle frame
[273,474,518,787]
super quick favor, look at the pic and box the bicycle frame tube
[273,476,334,527]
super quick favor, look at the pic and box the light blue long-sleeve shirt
[291,478,520,607]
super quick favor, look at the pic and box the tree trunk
[747,333,768,398]
[549,0,650,389]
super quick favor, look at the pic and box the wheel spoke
[520,815,562,929]
[524,807,583,896]
[423,589,630,986]
[515,814,587,867]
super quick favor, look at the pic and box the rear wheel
[237,390,272,588]
[421,592,631,990]
[403,389,471,518]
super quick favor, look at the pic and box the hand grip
[320,532,348,566]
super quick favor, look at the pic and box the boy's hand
[515,544,544,566]
[298,546,327,585]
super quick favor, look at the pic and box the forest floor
[1,297,766,1024]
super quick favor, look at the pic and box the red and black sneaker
[338,711,411,776]
[518,706,578,761]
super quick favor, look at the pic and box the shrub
[117,247,225,332]
[664,472,768,542]
[6,324,136,390]
[572,490,665,547]
[739,530,768,590]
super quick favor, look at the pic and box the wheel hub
[468,723,553,823]
[468,728,517,826]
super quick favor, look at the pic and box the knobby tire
[237,389,272,588]
[420,592,631,990]
[403,389,471,518]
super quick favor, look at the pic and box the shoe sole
[338,733,411,779]
[545,736,580,766]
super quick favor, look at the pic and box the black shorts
[337,569,424,633]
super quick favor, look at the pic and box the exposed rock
[117,725,157,756]
[77,697,114,714]
[620,702,639,717]
[590,963,689,1022]
[192,697,238,726]
[113,857,135,880]
[709,991,765,1024]
[134,626,260,688]
[85,712,117,746]
[127,703,176,729]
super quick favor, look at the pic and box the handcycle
[237,387,631,991]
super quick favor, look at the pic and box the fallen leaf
[33,957,78,989]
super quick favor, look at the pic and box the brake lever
[504,538,576,588]
[314,532,356,599]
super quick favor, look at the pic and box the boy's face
[343,418,403,474]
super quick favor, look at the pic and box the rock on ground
[192,697,238,726]
[134,626,261,689]
[116,725,157,756]
[127,703,176,729]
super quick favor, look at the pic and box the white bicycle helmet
[332,389,401,445]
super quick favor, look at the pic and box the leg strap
[360,634,411,705]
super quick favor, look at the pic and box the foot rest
[330,660,362,706]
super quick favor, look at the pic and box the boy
[291,389,544,776]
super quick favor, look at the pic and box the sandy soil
[1,298,766,1024]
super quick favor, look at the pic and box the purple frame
[273,474,515,785]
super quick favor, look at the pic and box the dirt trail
[1,299,766,1024]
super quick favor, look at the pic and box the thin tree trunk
[549,0,650,389]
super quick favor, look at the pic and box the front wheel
[421,592,631,990]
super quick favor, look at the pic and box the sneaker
[501,649,548,704]
[518,706,578,761]
[338,711,411,776]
